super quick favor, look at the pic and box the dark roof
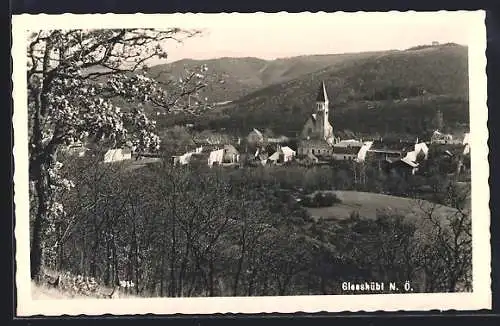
[370,140,413,152]
[316,81,329,102]
[333,147,359,155]
[299,139,332,149]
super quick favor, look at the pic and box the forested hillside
[145,51,390,105]
[194,43,469,136]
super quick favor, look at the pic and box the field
[305,190,460,222]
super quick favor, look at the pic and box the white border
[13,11,490,316]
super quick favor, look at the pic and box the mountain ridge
[192,43,469,137]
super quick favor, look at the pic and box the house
[268,146,296,164]
[332,146,360,161]
[297,139,333,157]
[332,139,364,161]
[267,135,290,144]
[103,148,132,163]
[223,144,240,163]
[403,142,429,163]
[208,148,225,167]
[62,142,88,157]
[298,81,336,156]
[356,141,374,162]
[414,142,429,160]
[365,139,414,162]
[247,128,264,145]
[463,132,470,155]
[389,157,419,177]
[172,151,194,166]
[430,130,453,144]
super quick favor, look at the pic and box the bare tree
[27,28,209,280]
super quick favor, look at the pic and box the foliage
[36,153,472,296]
[301,192,342,208]
[27,28,209,279]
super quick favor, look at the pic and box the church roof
[316,81,329,102]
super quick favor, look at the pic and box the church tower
[315,81,331,140]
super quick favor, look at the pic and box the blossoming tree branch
[27,28,209,280]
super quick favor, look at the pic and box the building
[267,135,290,144]
[463,132,470,155]
[430,130,453,144]
[365,139,415,163]
[208,148,225,167]
[399,142,429,166]
[268,146,296,164]
[103,148,132,163]
[332,146,360,161]
[389,157,419,177]
[356,141,374,162]
[62,142,88,157]
[223,144,240,163]
[297,139,333,157]
[297,82,336,156]
[171,146,204,166]
[332,139,364,161]
[247,128,264,145]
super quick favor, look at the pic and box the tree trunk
[30,163,50,280]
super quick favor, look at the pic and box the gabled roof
[252,128,263,137]
[281,146,296,156]
[400,157,419,168]
[268,151,280,161]
[316,81,329,102]
[223,144,239,154]
[333,147,360,155]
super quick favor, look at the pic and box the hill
[145,51,391,105]
[196,44,469,136]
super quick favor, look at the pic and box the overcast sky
[149,12,476,64]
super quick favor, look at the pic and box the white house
[430,130,453,144]
[103,148,132,163]
[463,132,471,155]
[208,149,225,167]
[403,142,430,163]
[356,141,374,162]
[268,146,296,164]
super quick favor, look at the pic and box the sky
[147,12,477,65]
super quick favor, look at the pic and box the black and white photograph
[12,11,490,315]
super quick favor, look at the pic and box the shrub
[302,191,342,208]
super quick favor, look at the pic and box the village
[22,17,480,302]
[62,81,471,182]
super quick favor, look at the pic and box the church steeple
[316,81,329,103]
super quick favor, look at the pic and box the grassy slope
[306,190,462,221]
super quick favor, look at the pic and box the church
[297,81,337,157]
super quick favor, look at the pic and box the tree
[27,28,209,280]
[413,183,472,292]
[432,109,444,131]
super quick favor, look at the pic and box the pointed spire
[316,81,329,102]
